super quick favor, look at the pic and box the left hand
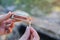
[0,12,14,35]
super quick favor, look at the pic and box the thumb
[0,12,12,22]
[19,27,30,40]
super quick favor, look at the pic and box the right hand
[19,27,40,40]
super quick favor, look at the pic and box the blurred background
[0,0,60,40]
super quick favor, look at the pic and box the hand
[0,12,14,35]
[19,27,40,40]
[0,12,13,22]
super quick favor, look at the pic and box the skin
[0,12,14,35]
[0,12,40,40]
[19,27,40,40]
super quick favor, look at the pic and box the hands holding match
[0,12,40,40]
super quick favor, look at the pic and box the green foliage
[1,0,53,15]
[0,0,1,4]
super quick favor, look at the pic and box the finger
[0,27,5,35]
[0,19,14,35]
[19,27,30,40]
[3,19,13,28]
[5,19,14,28]
[3,19,14,33]
[0,22,6,35]
[29,33,34,40]
[30,27,40,40]
[6,21,14,33]
[0,12,12,22]
[9,22,14,33]
[4,19,12,24]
